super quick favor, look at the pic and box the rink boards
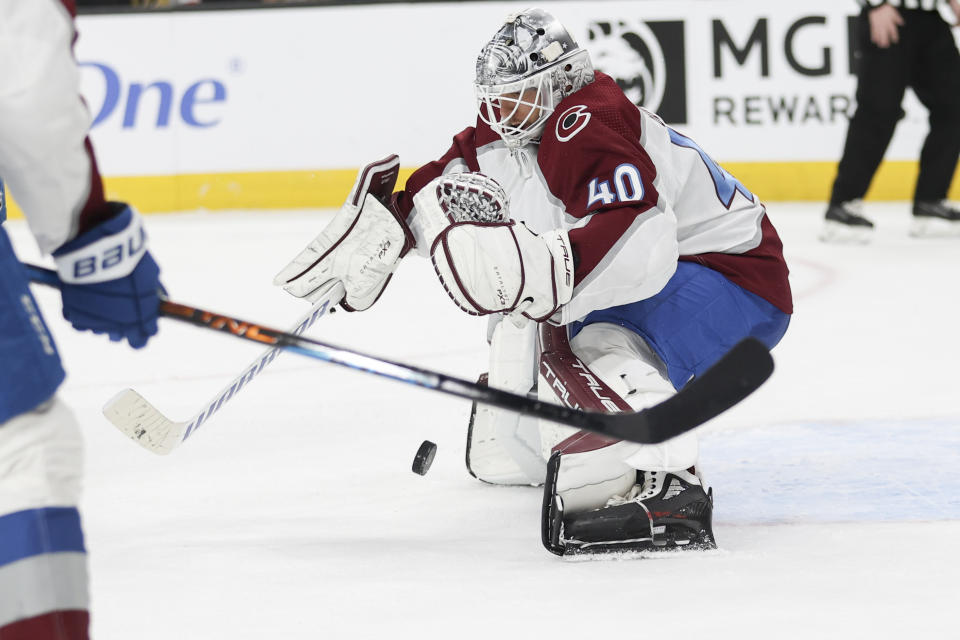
[5,1,960,216]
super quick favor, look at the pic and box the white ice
[6,201,960,639]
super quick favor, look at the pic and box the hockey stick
[25,263,343,454]
[103,290,340,455]
[24,263,775,449]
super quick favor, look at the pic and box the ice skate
[555,468,716,554]
[909,200,960,238]
[820,200,874,244]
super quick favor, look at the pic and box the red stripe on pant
[0,610,88,640]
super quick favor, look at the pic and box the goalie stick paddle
[24,263,774,448]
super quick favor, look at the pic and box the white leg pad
[550,323,700,515]
[553,443,637,513]
[467,316,545,485]
[0,396,83,517]
[468,409,544,485]
[535,377,578,460]
[570,322,699,472]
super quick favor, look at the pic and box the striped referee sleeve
[858,0,944,9]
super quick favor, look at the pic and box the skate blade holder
[641,503,694,548]
[909,216,960,238]
[819,220,872,244]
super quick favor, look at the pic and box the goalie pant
[0,1,126,636]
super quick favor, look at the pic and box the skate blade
[819,220,872,244]
[561,538,718,560]
[561,527,717,556]
[909,217,960,238]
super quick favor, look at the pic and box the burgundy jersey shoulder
[537,73,659,219]
[394,119,500,219]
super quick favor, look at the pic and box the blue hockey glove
[52,204,164,349]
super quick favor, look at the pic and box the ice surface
[6,202,959,639]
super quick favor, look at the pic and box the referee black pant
[831,8,960,205]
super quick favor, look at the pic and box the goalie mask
[475,8,594,149]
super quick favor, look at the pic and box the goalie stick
[25,263,775,449]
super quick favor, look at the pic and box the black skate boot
[910,200,960,237]
[820,200,874,244]
[544,467,716,555]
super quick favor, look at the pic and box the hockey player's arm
[0,2,164,349]
[0,1,114,251]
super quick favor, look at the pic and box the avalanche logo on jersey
[556,105,591,142]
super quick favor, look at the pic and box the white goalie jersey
[399,72,792,325]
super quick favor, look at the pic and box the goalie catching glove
[420,172,575,323]
[274,155,414,311]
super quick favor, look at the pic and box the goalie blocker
[274,155,414,312]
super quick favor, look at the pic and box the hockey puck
[412,440,437,476]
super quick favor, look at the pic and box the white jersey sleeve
[396,73,791,322]
[0,0,96,254]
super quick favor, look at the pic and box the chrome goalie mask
[475,8,594,148]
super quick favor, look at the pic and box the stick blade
[102,388,186,455]
[601,337,775,443]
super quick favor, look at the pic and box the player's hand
[52,203,164,349]
[869,4,904,48]
[949,0,960,26]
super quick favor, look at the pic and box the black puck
[412,440,437,475]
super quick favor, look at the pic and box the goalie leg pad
[540,323,708,555]
[466,384,545,486]
[566,322,700,471]
[465,316,545,485]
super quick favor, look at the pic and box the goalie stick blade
[103,388,186,455]
[590,337,774,443]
